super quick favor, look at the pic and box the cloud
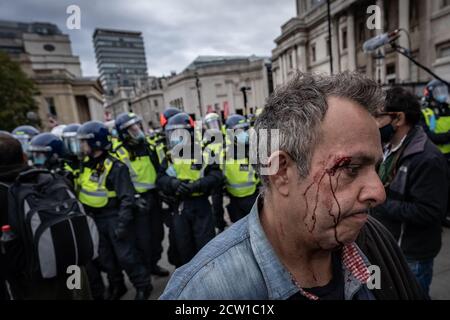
[0,0,294,77]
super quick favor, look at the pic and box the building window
[153,99,159,107]
[289,53,293,69]
[342,28,348,50]
[310,0,322,9]
[442,0,450,8]
[437,42,450,58]
[311,43,316,62]
[43,44,55,52]
[386,64,396,84]
[410,0,419,28]
[45,97,57,116]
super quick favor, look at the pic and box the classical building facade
[272,0,450,92]
[0,20,104,130]
[163,56,273,121]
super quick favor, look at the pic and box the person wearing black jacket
[76,121,152,300]
[156,113,223,266]
[113,112,169,277]
[0,133,85,300]
[372,87,448,297]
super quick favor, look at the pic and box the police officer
[203,112,226,232]
[154,107,182,163]
[76,121,152,300]
[29,133,66,172]
[421,80,450,227]
[61,124,82,183]
[12,125,40,157]
[152,107,183,267]
[113,112,169,277]
[421,80,450,158]
[222,114,260,223]
[61,123,109,300]
[157,113,222,266]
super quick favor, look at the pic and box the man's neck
[260,195,333,288]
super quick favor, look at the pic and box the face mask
[379,123,395,143]
[33,153,47,166]
[236,131,249,145]
[435,95,448,104]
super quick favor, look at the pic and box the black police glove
[176,181,191,196]
[169,178,181,194]
[114,223,129,240]
[189,180,202,194]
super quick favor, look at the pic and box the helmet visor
[63,134,81,156]
[205,119,221,130]
[14,135,30,153]
[433,84,449,103]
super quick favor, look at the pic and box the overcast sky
[0,0,295,77]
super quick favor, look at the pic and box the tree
[0,52,41,132]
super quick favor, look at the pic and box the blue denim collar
[248,198,300,300]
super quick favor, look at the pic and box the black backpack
[2,168,99,279]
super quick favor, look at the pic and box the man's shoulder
[160,217,267,300]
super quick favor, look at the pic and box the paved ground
[120,226,450,300]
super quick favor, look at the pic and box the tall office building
[93,28,149,96]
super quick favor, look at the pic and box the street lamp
[240,86,251,115]
[194,72,203,118]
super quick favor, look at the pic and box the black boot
[134,285,153,300]
[151,265,170,277]
[105,282,127,300]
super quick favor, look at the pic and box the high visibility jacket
[167,151,209,197]
[221,152,259,198]
[422,107,450,154]
[77,157,117,208]
[155,141,167,164]
[112,143,157,193]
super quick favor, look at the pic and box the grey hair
[253,71,385,187]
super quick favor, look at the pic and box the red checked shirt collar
[291,242,371,301]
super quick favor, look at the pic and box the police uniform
[157,147,222,265]
[77,154,151,292]
[221,145,259,223]
[112,138,164,273]
[203,139,226,232]
[422,106,450,157]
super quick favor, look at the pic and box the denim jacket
[160,198,375,300]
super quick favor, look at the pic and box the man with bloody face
[160,72,425,300]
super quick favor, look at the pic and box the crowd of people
[1,71,449,300]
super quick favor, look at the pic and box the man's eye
[342,165,361,177]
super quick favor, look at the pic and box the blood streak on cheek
[303,157,352,236]
[326,157,351,246]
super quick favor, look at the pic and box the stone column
[292,47,298,70]
[297,43,307,72]
[331,17,341,73]
[398,0,410,82]
[279,54,285,84]
[347,10,356,71]
[376,0,386,84]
